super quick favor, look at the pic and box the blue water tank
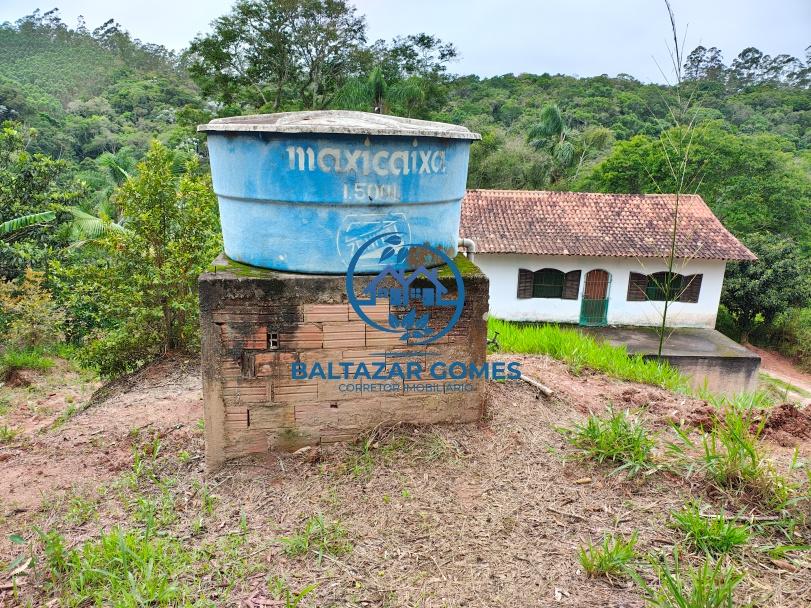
[198,111,480,274]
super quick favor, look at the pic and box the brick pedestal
[199,254,488,470]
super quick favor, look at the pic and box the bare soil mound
[0,354,203,513]
[760,403,811,446]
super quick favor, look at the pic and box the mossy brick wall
[199,254,488,470]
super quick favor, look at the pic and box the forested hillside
[0,5,809,375]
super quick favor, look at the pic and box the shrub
[67,142,221,377]
[0,268,64,349]
[489,318,687,391]
[769,307,811,372]
[578,532,638,577]
[561,407,655,476]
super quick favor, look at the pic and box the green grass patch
[670,502,750,555]
[0,347,54,378]
[669,404,795,509]
[489,319,687,391]
[578,532,638,577]
[280,514,352,564]
[631,548,743,608]
[0,424,20,443]
[560,407,655,476]
[65,495,99,526]
[37,526,198,607]
[759,372,811,400]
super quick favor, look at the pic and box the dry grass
[1,355,809,607]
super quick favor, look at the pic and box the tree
[73,142,221,376]
[334,67,427,116]
[527,105,574,183]
[186,0,366,111]
[527,105,612,183]
[582,125,811,247]
[335,33,457,117]
[683,46,726,82]
[722,234,810,343]
[0,122,80,279]
[294,0,367,109]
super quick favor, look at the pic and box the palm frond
[389,77,425,111]
[555,140,575,166]
[333,78,374,111]
[0,211,56,237]
[66,206,129,241]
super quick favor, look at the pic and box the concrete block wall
[199,255,488,470]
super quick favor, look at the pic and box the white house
[460,190,756,328]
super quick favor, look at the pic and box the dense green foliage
[60,143,221,377]
[0,6,808,374]
[721,234,810,343]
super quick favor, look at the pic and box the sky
[0,0,808,83]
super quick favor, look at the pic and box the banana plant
[0,211,56,239]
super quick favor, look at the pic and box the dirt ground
[747,345,811,406]
[1,355,809,607]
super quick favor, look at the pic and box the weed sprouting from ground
[267,576,317,607]
[631,548,743,608]
[65,495,99,526]
[668,404,795,509]
[0,424,20,443]
[670,502,750,555]
[50,402,82,430]
[560,407,655,476]
[280,514,352,563]
[342,426,462,477]
[578,532,639,577]
[488,318,688,391]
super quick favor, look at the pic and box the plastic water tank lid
[198,110,481,140]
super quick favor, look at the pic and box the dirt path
[747,345,811,405]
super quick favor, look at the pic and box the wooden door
[580,270,610,326]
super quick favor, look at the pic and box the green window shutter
[532,268,565,298]
[562,270,581,300]
[678,274,703,303]
[517,268,533,299]
[646,272,683,301]
[627,272,648,301]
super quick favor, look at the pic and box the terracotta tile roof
[460,190,756,261]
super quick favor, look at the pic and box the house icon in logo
[346,234,465,346]
[363,265,453,308]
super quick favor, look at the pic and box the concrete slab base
[582,326,761,395]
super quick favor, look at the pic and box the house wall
[474,254,727,328]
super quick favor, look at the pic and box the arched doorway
[579,269,610,326]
